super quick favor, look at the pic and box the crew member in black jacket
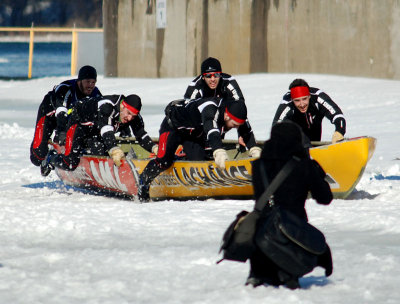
[137,97,260,201]
[272,78,346,143]
[183,57,261,158]
[249,122,333,289]
[30,65,102,168]
[40,94,158,176]
[184,57,245,103]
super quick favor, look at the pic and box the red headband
[290,86,310,99]
[225,108,245,124]
[202,71,222,76]
[122,100,139,114]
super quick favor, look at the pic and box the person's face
[292,95,310,113]
[120,104,138,123]
[78,78,96,96]
[224,112,243,131]
[202,72,221,90]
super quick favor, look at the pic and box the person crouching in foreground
[40,94,158,176]
[137,98,262,201]
[248,122,333,289]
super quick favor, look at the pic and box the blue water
[0,42,71,79]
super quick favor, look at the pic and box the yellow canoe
[309,136,376,198]
[54,136,376,200]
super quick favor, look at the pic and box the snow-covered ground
[0,73,399,303]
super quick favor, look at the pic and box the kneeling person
[30,65,101,168]
[137,98,261,201]
[248,122,333,288]
[41,94,158,175]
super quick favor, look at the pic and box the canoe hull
[55,136,376,200]
[55,156,254,200]
[310,136,376,198]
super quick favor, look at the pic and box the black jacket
[250,122,333,284]
[183,73,256,148]
[167,97,256,152]
[52,79,102,134]
[252,122,332,220]
[272,87,346,141]
[184,73,245,102]
[70,94,155,152]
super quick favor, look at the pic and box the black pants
[51,123,105,171]
[181,141,212,160]
[249,243,333,285]
[249,248,283,286]
[30,93,56,166]
[140,117,207,185]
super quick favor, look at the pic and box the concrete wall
[77,32,104,75]
[103,0,400,79]
[103,0,118,77]
[266,0,400,79]
[116,0,158,77]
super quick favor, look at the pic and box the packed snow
[0,73,399,303]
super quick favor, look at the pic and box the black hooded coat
[250,122,333,286]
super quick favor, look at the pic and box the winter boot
[137,176,150,202]
[278,270,300,290]
[245,275,264,288]
[136,159,165,202]
[285,278,300,290]
[40,150,57,177]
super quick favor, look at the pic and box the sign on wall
[156,0,167,28]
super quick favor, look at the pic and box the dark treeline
[0,0,102,28]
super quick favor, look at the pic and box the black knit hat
[78,65,97,80]
[121,94,142,114]
[225,100,247,124]
[201,57,222,74]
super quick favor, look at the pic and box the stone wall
[103,0,400,79]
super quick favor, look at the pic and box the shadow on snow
[299,275,331,289]
[346,189,379,200]
[21,181,135,201]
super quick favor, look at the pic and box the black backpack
[255,205,326,277]
[217,157,299,264]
